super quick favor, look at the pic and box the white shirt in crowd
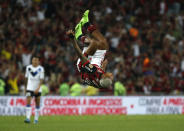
[22,53,32,67]
[181,59,184,71]
[160,1,166,15]
[132,43,140,57]
[25,65,44,92]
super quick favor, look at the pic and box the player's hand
[66,30,75,39]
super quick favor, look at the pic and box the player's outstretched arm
[66,30,88,64]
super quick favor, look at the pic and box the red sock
[83,52,88,57]
[87,24,96,33]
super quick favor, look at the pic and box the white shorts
[77,47,107,72]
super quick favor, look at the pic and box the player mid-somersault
[67,10,113,88]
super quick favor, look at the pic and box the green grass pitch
[0,115,184,131]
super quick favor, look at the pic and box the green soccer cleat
[75,10,90,40]
[75,22,83,40]
[80,10,89,27]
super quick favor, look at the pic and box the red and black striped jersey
[77,60,105,88]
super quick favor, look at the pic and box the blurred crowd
[0,0,184,96]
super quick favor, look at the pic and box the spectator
[21,49,32,67]
[114,81,126,96]
[83,86,99,96]
[0,78,5,95]
[70,83,82,96]
[59,83,69,96]
[41,84,49,96]
[7,73,19,95]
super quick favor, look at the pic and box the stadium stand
[0,0,184,95]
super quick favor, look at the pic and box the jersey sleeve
[25,66,29,78]
[40,67,44,79]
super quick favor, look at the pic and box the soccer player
[24,55,44,124]
[66,10,113,88]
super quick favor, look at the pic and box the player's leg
[24,91,32,123]
[90,30,108,50]
[75,17,98,56]
[84,37,98,55]
[81,10,108,50]
[34,94,41,124]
